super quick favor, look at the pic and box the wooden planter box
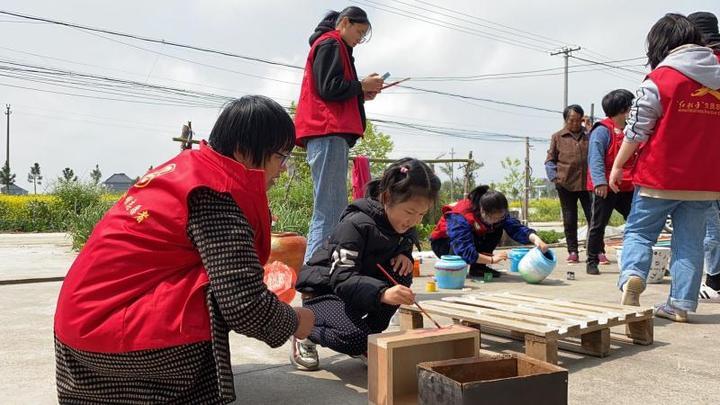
[417,354,568,405]
[368,325,480,405]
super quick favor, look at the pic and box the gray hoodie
[625,44,720,143]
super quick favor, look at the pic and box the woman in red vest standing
[429,185,548,278]
[295,6,384,264]
[54,96,315,404]
[610,14,720,322]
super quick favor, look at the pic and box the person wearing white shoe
[610,14,720,321]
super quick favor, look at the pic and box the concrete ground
[1,233,718,405]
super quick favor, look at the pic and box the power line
[0,9,305,71]
[569,54,647,75]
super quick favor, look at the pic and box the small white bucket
[616,246,670,284]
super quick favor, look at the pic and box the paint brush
[376,263,443,329]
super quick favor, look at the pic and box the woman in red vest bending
[429,186,548,278]
[294,6,385,265]
[610,14,720,322]
[54,96,315,404]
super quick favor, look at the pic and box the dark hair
[365,158,441,205]
[467,185,509,215]
[562,104,584,121]
[320,6,372,40]
[646,13,703,69]
[601,89,635,117]
[208,95,295,167]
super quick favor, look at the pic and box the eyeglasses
[275,151,292,166]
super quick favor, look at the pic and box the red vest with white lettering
[294,30,363,146]
[430,199,490,240]
[632,67,720,191]
[54,141,271,353]
[586,118,636,192]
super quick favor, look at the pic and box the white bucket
[616,246,670,284]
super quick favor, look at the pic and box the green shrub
[536,230,563,244]
[66,200,115,250]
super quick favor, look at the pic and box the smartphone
[381,72,391,80]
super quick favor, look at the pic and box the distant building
[0,183,29,195]
[102,173,135,193]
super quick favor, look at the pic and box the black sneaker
[586,263,600,275]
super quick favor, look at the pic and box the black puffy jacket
[296,198,416,312]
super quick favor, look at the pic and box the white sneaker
[654,303,688,323]
[290,337,319,371]
[351,353,368,366]
[621,276,646,307]
[698,283,720,303]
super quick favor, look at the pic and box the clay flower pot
[268,232,307,275]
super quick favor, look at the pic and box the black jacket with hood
[296,198,416,312]
[307,20,367,146]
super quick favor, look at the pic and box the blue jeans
[704,201,720,276]
[304,136,349,263]
[618,190,712,312]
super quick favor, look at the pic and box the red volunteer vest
[430,199,489,240]
[54,141,271,353]
[586,118,635,192]
[294,30,364,146]
[633,67,720,191]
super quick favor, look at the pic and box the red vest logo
[691,87,720,101]
[134,164,176,188]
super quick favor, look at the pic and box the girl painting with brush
[291,158,441,371]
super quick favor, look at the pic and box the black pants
[586,191,633,265]
[303,271,412,356]
[556,185,592,253]
[430,230,503,275]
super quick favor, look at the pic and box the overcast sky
[0,0,717,192]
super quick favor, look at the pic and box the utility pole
[523,137,530,225]
[463,151,473,197]
[449,147,455,201]
[550,46,581,109]
[4,104,10,193]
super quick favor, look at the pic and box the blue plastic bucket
[518,248,557,284]
[509,248,531,272]
[434,255,468,289]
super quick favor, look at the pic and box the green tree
[60,167,78,183]
[498,157,523,200]
[27,162,42,194]
[353,121,394,177]
[0,162,15,193]
[90,164,102,185]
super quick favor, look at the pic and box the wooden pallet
[399,291,654,364]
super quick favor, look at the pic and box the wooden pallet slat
[400,292,655,365]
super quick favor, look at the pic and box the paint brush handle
[376,263,442,329]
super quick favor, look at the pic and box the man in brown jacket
[545,104,593,263]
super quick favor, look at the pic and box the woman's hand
[363,90,379,101]
[381,285,415,306]
[391,254,413,276]
[361,73,384,92]
[529,233,549,253]
[492,251,508,263]
[293,307,315,339]
[608,167,623,193]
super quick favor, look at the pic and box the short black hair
[365,157,441,205]
[467,185,509,215]
[563,104,584,121]
[208,95,295,167]
[646,13,703,69]
[601,89,635,117]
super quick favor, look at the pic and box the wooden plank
[419,301,557,337]
[425,301,566,334]
[497,292,628,317]
[524,334,559,364]
[506,292,654,316]
[460,294,607,321]
[398,308,423,330]
[580,328,611,357]
[482,326,619,359]
[434,299,581,335]
[445,296,599,329]
[625,318,654,345]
